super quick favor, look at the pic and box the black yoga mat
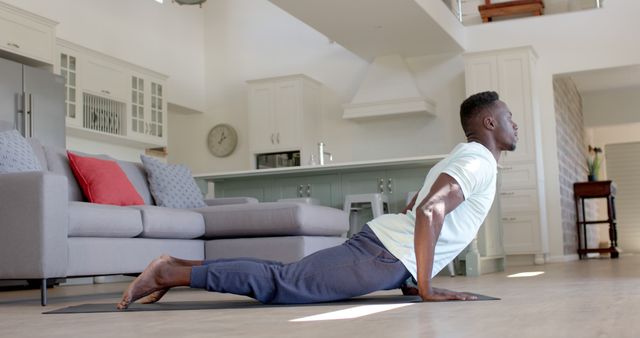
[43,293,499,314]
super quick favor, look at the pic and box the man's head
[460,91,518,152]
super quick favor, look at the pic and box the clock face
[207,124,238,157]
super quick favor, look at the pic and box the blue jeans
[190,225,411,304]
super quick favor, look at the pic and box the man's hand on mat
[419,287,477,301]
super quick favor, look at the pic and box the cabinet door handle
[501,217,517,222]
[101,90,111,95]
[276,132,280,144]
[502,166,513,171]
[500,192,515,196]
[7,42,20,49]
[270,133,274,144]
[298,185,304,197]
[306,184,311,197]
[28,93,33,137]
[378,178,384,193]
[19,93,26,136]
[387,178,393,194]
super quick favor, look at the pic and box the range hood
[343,54,435,119]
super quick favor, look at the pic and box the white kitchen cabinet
[81,58,128,101]
[128,73,167,145]
[57,39,168,148]
[499,162,537,189]
[499,188,538,213]
[0,2,56,65]
[464,46,546,262]
[501,213,542,255]
[247,75,321,166]
[58,44,80,127]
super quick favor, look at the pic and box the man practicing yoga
[117,91,518,309]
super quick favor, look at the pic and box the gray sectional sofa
[0,137,348,306]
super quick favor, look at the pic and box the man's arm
[401,191,419,214]
[414,173,477,301]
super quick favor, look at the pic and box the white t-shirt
[368,142,497,280]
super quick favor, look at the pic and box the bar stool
[343,193,389,237]
[407,191,456,277]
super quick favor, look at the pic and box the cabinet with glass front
[57,39,168,148]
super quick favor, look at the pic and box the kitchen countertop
[194,154,446,181]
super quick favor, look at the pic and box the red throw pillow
[67,151,144,206]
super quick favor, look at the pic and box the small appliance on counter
[256,151,300,169]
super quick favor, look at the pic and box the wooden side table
[573,180,618,259]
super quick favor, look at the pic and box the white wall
[169,0,467,174]
[465,1,640,260]
[3,0,206,112]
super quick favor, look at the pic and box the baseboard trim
[546,254,579,263]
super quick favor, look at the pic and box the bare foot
[117,255,172,310]
[117,255,195,309]
[139,289,168,304]
[137,256,203,304]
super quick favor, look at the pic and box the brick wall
[553,77,598,255]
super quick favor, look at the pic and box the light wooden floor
[1,255,639,338]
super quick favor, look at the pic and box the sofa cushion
[131,205,205,239]
[68,201,143,238]
[67,237,204,276]
[205,236,346,264]
[197,202,349,238]
[0,129,42,173]
[68,152,144,206]
[140,155,206,209]
[43,146,84,201]
[117,161,154,205]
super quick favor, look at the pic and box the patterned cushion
[0,129,42,173]
[140,155,206,209]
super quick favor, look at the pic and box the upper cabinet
[82,58,129,101]
[247,75,321,166]
[57,39,168,148]
[59,49,79,126]
[129,73,166,144]
[0,2,56,65]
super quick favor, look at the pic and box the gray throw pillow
[0,129,42,173]
[140,155,206,209]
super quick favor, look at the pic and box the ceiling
[568,65,640,94]
[269,0,464,61]
[268,0,639,95]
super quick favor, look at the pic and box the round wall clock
[207,123,238,157]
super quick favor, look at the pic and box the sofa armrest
[0,171,69,279]
[204,197,259,206]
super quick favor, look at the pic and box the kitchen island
[194,155,505,276]
[195,154,445,211]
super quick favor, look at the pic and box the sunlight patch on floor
[507,271,545,278]
[290,303,414,322]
